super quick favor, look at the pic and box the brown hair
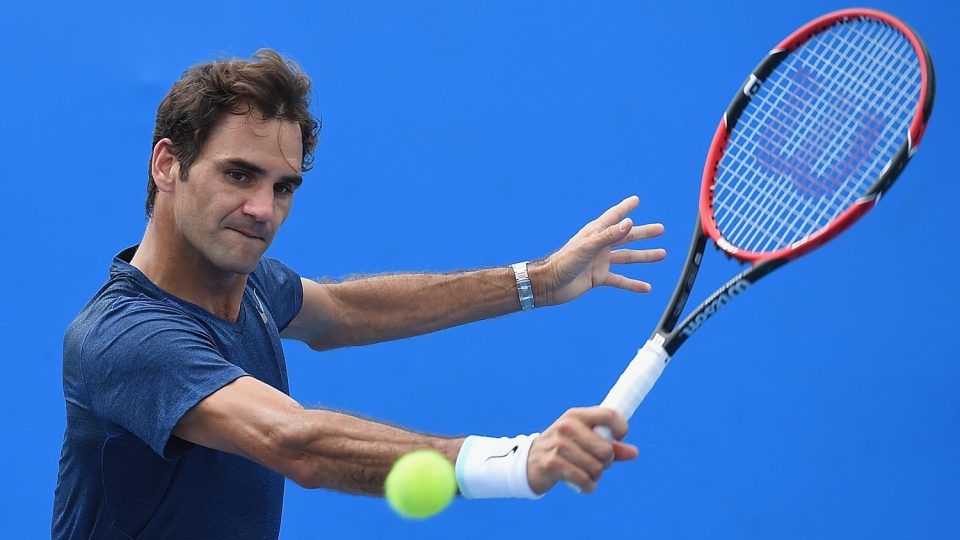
[146,48,320,217]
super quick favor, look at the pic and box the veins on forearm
[319,267,519,346]
[287,409,462,496]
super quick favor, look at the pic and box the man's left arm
[281,196,665,350]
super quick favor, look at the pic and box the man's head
[146,49,320,218]
[146,49,320,275]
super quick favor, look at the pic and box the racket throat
[678,278,751,338]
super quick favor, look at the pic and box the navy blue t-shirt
[53,246,304,539]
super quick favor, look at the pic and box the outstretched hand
[535,196,666,306]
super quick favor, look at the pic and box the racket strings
[724,24,912,251]
[719,22,916,252]
[712,18,921,254]
[791,23,915,215]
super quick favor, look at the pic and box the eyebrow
[221,158,303,187]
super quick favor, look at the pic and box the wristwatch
[510,261,535,311]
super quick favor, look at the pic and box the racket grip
[566,340,670,494]
[598,339,671,422]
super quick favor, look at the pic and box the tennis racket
[594,8,935,441]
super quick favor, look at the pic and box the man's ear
[151,138,181,192]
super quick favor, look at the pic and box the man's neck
[130,221,248,322]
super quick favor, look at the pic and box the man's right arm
[172,376,637,496]
[172,376,460,495]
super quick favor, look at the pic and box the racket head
[699,9,935,264]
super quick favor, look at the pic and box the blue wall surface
[3,1,958,538]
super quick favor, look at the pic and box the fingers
[602,272,652,293]
[575,198,663,253]
[581,217,634,254]
[527,407,632,494]
[551,422,610,489]
[593,195,640,230]
[580,407,630,440]
[613,223,665,247]
[609,248,667,265]
[584,221,665,259]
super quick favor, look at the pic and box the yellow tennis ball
[384,449,457,519]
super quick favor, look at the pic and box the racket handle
[598,339,671,422]
[566,340,670,493]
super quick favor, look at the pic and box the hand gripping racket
[594,8,935,442]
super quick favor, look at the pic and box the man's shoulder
[249,256,300,286]
[65,270,204,360]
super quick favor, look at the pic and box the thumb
[586,218,632,252]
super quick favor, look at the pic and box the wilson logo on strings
[755,67,886,199]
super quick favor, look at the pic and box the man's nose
[243,183,275,222]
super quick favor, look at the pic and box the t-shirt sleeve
[80,297,247,460]
[251,257,303,332]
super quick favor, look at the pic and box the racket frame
[700,8,935,265]
[652,8,936,354]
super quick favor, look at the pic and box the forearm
[175,376,462,496]
[280,408,464,495]
[318,263,547,348]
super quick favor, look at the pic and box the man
[53,49,666,538]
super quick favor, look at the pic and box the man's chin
[212,249,265,275]
[226,256,263,275]
[227,262,260,275]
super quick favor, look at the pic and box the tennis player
[52,49,666,538]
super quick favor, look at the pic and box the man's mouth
[228,227,265,241]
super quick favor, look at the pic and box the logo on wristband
[484,445,519,462]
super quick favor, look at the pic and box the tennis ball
[384,449,457,519]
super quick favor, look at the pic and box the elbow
[306,330,358,351]
[306,338,334,352]
[287,467,324,490]
[278,452,327,491]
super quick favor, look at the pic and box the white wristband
[455,433,543,499]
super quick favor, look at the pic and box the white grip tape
[598,339,670,422]
[568,340,671,493]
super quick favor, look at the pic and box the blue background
[3,1,957,538]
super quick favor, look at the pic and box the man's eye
[275,183,294,195]
[227,170,248,182]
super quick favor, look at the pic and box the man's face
[171,113,303,275]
